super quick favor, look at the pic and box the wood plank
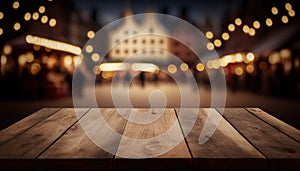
[115,108,191,170]
[0,108,88,159]
[0,108,61,146]
[176,108,267,170]
[37,108,129,170]
[220,108,300,170]
[246,108,300,143]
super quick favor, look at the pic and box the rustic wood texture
[115,108,192,170]
[0,108,61,146]
[37,108,128,170]
[220,108,300,170]
[0,107,299,170]
[176,108,267,170]
[0,108,89,158]
[246,108,300,143]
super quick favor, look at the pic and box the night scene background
[0,0,299,130]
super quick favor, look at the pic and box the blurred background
[0,0,299,130]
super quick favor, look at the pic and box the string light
[14,23,21,31]
[206,42,214,51]
[41,15,48,24]
[12,1,19,9]
[49,18,57,27]
[32,12,39,20]
[24,12,31,21]
[288,10,295,17]
[234,18,242,26]
[214,39,222,47]
[253,21,260,29]
[242,25,249,33]
[222,32,230,41]
[281,15,289,23]
[38,6,46,13]
[228,24,235,32]
[205,31,213,39]
[271,7,278,15]
[266,18,273,27]
[0,12,3,20]
[25,34,82,55]
[87,30,95,39]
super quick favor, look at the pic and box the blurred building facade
[0,0,299,99]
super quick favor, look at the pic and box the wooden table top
[0,108,299,170]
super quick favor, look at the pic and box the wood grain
[220,108,300,170]
[246,108,300,143]
[0,108,61,146]
[0,108,89,158]
[176,108,267,170]
[115,108,191,170]
[37,108,128,170]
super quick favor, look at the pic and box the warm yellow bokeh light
[205,31,213,39]
[280,49,291,59]
[168,64,177,74]
[228,24,235,32]
[253,21,260,29]
[93,66,101,75]
[268,52,280,64]
[14,23,21,31]
[30,63,41,75]
[249,28,255,36]
[13,1,19,9]
[281,15,289,23]
[24,12,31,21]
[246,52,255,61]
[235,18,242,26]
[214,39,222,47]
[0,12,3,20]
[285,3,292,11]
[0,28,3,36]
[85,45,93,53]
[266,18,273,27]
[180,63,189,71]
[271,7,278,15]
[1,55,7,65]
[39,6,46,13]
[196,63,204,72]
[222,32,230,40]
[91,53,100,62]
[33,45,40,51]
[206,42,214,51]
[246,64,254,73]
[235,67,243,76]
[87,30,95,39]
[63,55,73,66]
[41,15,48,24]
[242,25,249,33]
[288,10,295,17]
[49,18,57,27]
[235,53,243,62]
[3,45,12,55]
[32,12,39,20]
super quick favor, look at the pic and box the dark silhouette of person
[139,71,146,88]
[124,71,131,87]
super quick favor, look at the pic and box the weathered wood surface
[0,108,61,146]
[0,108,89,158]
[37,108,128,170]
[0,108,299,170]
[115,108,192,170]
[246,108,300,143]
[220,108,300,170]
[176,108,268,170]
